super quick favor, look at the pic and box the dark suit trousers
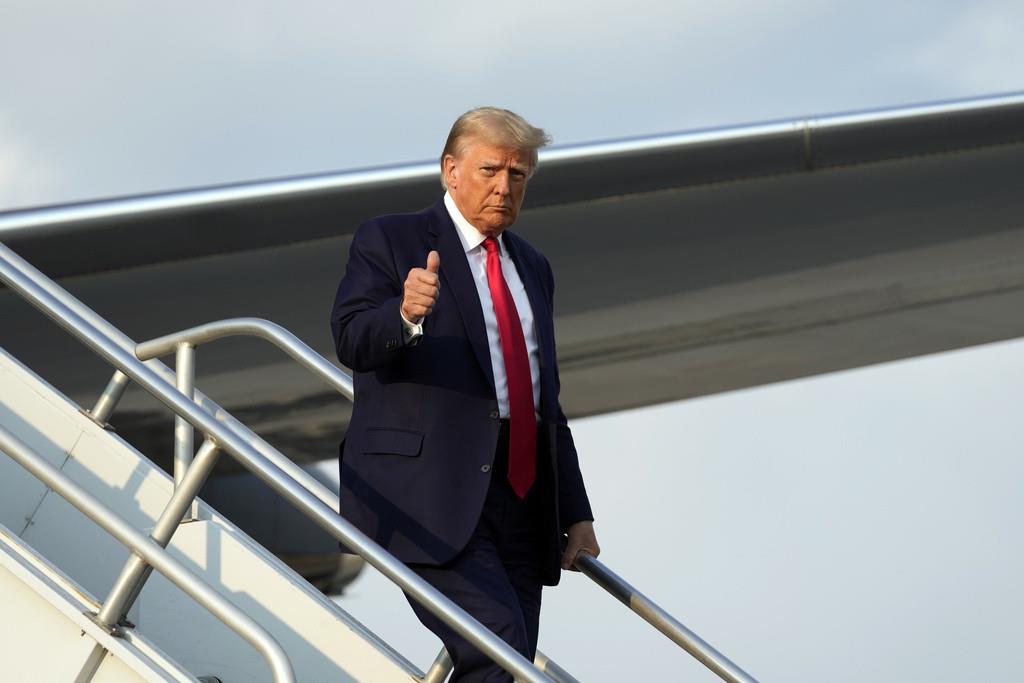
[405,422,545,683]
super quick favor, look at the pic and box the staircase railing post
[96,438,221,627]
[173,342,196,488]
[85,369,130,428]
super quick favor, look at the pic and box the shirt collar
[444,191,505,255]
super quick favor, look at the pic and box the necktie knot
[483,236,499,256]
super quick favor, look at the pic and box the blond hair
[440,107,551,189]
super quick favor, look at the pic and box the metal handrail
[130,324,759,682]
[135,318,353,398]
[575,552,758,683]
[421,648,453,683]
[132,318,352,483]
[0,424,295,683]
[3,252,343,518]
[0,243,552,683]
[534,650,583,683]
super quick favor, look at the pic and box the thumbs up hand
[401,250,441,323]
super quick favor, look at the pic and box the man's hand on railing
[562,520,600,571]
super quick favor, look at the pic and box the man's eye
[480,167,496,175]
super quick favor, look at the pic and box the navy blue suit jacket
[330,199,592,585]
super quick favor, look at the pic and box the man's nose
[493,171,511,196]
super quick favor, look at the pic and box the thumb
[426,250,440,274]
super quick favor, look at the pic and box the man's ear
[442,154,458,190]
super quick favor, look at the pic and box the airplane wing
[4,91,1022,277]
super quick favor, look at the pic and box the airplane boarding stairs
[0,240,759,683]
[0,346,423,682]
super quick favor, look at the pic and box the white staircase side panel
[20,425,176,611]
[91,651,187,683]
[0,560,100,682]
[0,345,422,682]
[0,357,82,539]
[0,524,196,683]
[139,520,419,683]
[91,655,163,683]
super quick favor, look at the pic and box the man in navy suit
[331,107,599,681]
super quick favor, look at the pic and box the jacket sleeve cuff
[399,308,424,346]
[560,499,595,533]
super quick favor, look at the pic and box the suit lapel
[503,232,555,414]
[428,201,496,393]
[504,232,551,361]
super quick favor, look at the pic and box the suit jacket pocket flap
[364,428,424,456]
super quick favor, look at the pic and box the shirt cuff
[399,309,424,345]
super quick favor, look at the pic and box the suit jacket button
[489,411,499,419]
[481,464,491,473]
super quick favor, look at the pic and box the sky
[2,2,1023,681]
[1,1,1023,211]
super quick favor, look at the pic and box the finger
[403,292,437,310]
[562,542,581,570]
[426,250,440,274]
[413,270,440,288]
[411,274,440,292]
[403,293,437,313]
[406,283,439,301]
[403,296,435,316]
[405,272,437,289]
[405,303,432,320]
[403,285,436,305]
[406,267,439,288]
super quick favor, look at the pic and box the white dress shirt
[402,193,541,418]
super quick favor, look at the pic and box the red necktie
[483,237,536,498]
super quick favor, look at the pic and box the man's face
[443,138,531,237]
